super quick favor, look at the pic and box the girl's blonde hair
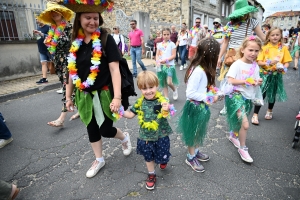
[236,36,263,59]
[137,71,159,89]
[264,26,283,45]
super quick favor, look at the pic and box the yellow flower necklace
[68,28,101,91]
[134,91,168,131]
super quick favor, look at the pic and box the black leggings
[87,112,117,143]
[253,92,275,114]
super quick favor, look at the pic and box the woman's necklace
[161,40,169,51]
[45,21,67,55]
[67,28,101,91]
[134,91,168,131]
[223,20,245,38]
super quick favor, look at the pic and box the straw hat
[227,0,258,20]
[54,0,114,13]
[37,1,74,24]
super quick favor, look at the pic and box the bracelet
[65,99,72,103]
[113,97,122,100]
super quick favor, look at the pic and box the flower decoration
[45,21,67,55]
[112,106,124,120]
[223,20,245,38]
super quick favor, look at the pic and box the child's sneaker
[195,151,210,162]
[185,157,205,172]
[220,106,227,115]
[122,132,132,156]
[145,174,156,190]
[183,64,188,69]
[0,137,13,148]
[173,88,178,100]
[180,65,183,70]
[238,147,253,163]
[229,135,240,148]
[159,163,167,170]
[86,160,105,178]
[36,78,48,84]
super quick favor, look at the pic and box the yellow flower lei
[134,91,168,131]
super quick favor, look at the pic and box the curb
[0,82,61,103]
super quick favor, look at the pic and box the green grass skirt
[177,101,211,147]
[157,65,179,88]
[291,46,300,58]
[225,94,252,133]
[260,72,287,103]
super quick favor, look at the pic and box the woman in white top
[291,34,300,70]
[176,25,189,70]
[112,26,125,55]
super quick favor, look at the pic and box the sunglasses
[195,22,201,24]
[113,28,117,30]
[213,22,218,25]
[204,27,208,29]
[130,23,135,26]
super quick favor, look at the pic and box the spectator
[289,27,294,37]
[153,30,163,56]
[293,24,300,35]
[176,24,188,70]
[33,19,50,84]
[112,26,126,55]
[170,25,178,63]
[262,24,271,35]
[187,17,206,60]
[146,35,154,52]
[203,24,210,38]
[283,28,289,38]
[128,19,147,78]
[211,18,224,46]
[0,180,19,200]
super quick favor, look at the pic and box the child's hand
[257,78,263,86]
[270,60,279,66]
[213,95,218,103]
[160,59,166,64]
[161,102,169,111]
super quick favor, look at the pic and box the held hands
[110,98,121,113]
[161,102,169,111]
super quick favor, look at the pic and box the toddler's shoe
[159,163,167,170]
[86,160,105,178]
[229,135,240,148]
[185,157,205,172]
[173,88,178,100]
[180,65,183,70]
[238,147,253,163]
[122,132,132,156]
[220,107,227,115]
[145,174,156,190]
[195,151,210,162]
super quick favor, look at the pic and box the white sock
[121,135,128,143]
[96,157,104,162]
[149,170,155,174]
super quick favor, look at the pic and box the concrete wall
[0,41,41,81]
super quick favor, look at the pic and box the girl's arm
[109,61,122,113]
[254,25,266,42]
[186,68,207,101]
[217,37,229,68]
[156,48,160,62]
[227,77,246,86]
[65,76,75,111]
[123,110,136,119]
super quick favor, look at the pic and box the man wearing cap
[128,20,147,78]
[211,18,224,45]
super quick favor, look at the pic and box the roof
[266,11,300,18]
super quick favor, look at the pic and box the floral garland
[209,26,223,36]
[223,20,245,38]
[63,0,114,11]
[189,26,201,39]
[134,91,175,131]
[261,42,286,75]
[68,27,101,91]
[45,21,67,55]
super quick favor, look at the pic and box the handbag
[224,19,250,67]
[49,61,56,74]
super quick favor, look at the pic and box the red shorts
[188,46,197,59]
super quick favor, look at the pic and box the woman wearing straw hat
[217,0,265,145]
[60,0,132,178]
[38,1,80,127]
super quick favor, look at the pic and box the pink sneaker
[296,114,300,120]
[238,147,253,163]
[229,135,240,148]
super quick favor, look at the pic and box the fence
[0,0,43,41]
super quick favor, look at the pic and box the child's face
[162,30,170,41]
[241,41,261,63]
[140,84,158,100]
[269,29,282,44]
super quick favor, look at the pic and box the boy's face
[140,84,158,100]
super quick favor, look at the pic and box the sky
[256,0,300,19]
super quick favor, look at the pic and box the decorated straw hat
[37,1,74,24]
[227,0,258,20]
[53,0,114,13]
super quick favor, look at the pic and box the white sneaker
[0,138,13,148]
[56,88,63,94]
[122,132,132,156]
[184,64,188,69]
[220,106,227,115]
[180,65,183,71]
[173,88,178,100]
[86,160,105,178]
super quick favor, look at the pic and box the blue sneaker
[185,157,205,172]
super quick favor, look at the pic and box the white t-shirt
[157,41,176,65]
[112,34,125,52]
[189,27,206,47]
[178,31,188,46]
[226,59,260,99]
[186,66,208,101]
[283,30,289,38]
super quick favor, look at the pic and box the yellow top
[257,42,292,71]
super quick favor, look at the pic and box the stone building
[265,11,300,30]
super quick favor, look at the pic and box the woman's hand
[217,57,222,69]
[66,100,74,112]
[110,98,121,113]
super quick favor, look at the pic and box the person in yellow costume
[251,27,292,125]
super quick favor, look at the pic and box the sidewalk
[0,58,156,103]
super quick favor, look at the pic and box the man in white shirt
[283,28,289,39]
[188,17,206,61]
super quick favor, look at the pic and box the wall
[0,41,41,81]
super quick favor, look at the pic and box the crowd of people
[1,0,300,195]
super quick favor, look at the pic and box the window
[222,2,225,17]
[226,5,228,17]
[289,17,292,20]
[0,11,18,41]
[210,0,217,5]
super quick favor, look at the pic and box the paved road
[0,65,300,200]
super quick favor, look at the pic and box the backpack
[101,29,137,110]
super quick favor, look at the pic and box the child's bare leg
[238,115,249,147]
[294,50,299,69]
[167,76,175,91]
[146,161,155,172]
[188,146,195,156]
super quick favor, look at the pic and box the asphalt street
[0,64,300,200]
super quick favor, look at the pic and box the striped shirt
[228,18,259,49]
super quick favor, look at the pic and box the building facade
[265,11,300,29]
